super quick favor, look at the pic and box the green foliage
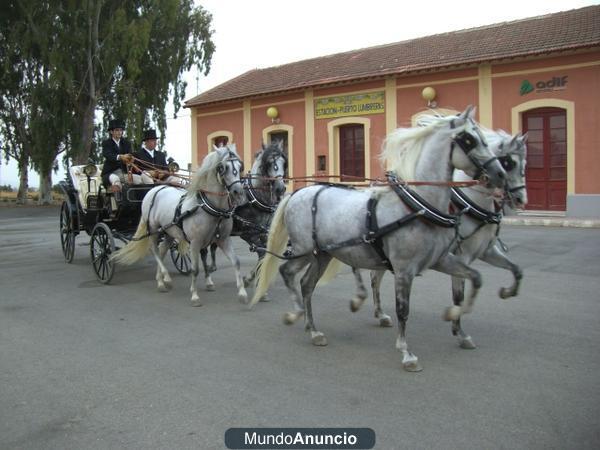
[0,0,215,175]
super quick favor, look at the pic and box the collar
[143,145,155,157]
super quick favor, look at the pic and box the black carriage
[58,163,190,283]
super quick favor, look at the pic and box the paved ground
[1,205,599,449]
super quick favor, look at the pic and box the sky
[1,0,597,188]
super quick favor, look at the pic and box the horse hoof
[238,293,248,304]
[258,295,270,303]
[283,312,300,325]
[499,287,512,299]
[443,306,461,322]
[403,360,423,372]
[379,315,393,327]
[206,284,215,292]
[459,336,476,349]
[191,299,202,307]
[349,297,363,313]
[208,265,217,273]
[311,332,328,346]
[157,284,169,293]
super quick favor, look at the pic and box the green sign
[520,80,534,96]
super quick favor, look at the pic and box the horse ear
[229,143,237,153]
[520,132,528,143]
[212,144,219,152]
[262,142,267,151]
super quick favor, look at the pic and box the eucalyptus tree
[51,0,215,163]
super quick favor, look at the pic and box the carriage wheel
[60,201,76,263]
[90,223,116,284]
[170,241,191,275]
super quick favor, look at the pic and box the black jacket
[133,147,168,170]
[101,137,133,185]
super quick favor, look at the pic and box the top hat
[108,119,125,131]
[142,129,158,141]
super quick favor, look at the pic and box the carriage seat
[69,164,103,211]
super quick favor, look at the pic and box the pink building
[185,6,600,217]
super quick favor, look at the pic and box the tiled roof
[185,6,600,107]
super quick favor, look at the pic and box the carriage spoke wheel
[170,241,191,275]
[90,223,116,284]
[60,201,76,263]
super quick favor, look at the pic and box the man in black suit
[100,119,134,192]
[134,129,168,177]
[134,129,183,185]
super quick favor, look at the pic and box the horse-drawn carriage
[58,162,190,283]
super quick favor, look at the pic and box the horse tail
[177,239,189,257]
[110,220,151,265]
[249,195,291,307]
[317,258,344,286]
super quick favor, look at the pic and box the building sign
[520,76,568,95]
[315,91,385,119]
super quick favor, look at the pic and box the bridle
[450,119,499,183]
[216,151,244,192]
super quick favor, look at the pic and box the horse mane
[381,114,463,181]
[187,146,229,196]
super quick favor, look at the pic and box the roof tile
[185,6,600,107]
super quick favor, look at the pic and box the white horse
[200,140,288,293]
[352,130,528,350]
[111,144,248,306]
[251,106,506,371]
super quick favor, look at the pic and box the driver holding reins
[101,119,151,192]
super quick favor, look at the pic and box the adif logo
[520,76,568,95]
[520,80,534,95]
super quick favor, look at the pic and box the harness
[244,177,277,213]
[301,173,460,270]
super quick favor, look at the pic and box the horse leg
[301,254,332,346]
[349,267,368,312]
[371,270,393,327]
[217,237,248,304]
[209,242,218,273]
[200,247,215,291]
[157,237,173,289]
[393,272,422,372]
[480,244,523,299]
[149,235,171,293]
[280,256,311,325]
[432,254,482,322]
[450,276,476,349]
[189,239,203,306]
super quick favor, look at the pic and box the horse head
[497,133,528,209]
[449,106,506,189]
[216,143,246,206]
[254,140,287,202]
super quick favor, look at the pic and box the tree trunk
[38,169,53,205]
[73,99,96,165]
[16,155,29,205]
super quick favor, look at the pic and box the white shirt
[142,144,154,159]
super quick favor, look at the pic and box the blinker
[453,131,477,153]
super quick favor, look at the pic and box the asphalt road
[1,205,599,450]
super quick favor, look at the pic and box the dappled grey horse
[352,130,527,350]
[111,144,248,306]
[251,106,506,371]
[199,141,287,294]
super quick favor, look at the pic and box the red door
[523,108,567,211]
[339,124,365,181]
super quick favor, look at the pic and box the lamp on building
[266,106,280,124]
[421,86,437,108]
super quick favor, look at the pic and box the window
[212,135,229,148]
[339,124,364,181]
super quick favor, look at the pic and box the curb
[503,216,600,228]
